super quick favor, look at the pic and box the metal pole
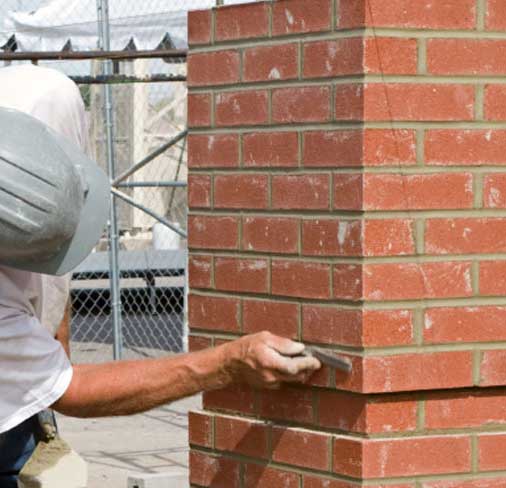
[70,73,187,85]
[115,181,187,188]
[112,130,187,186]
[0,48,187,62]
[97,0,123,360]
[168,136,187,214]
[111,188,188,239]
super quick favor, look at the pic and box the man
[0,65,321,486]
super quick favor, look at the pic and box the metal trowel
[302,346,353,373]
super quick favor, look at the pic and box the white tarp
[1,0,251,52]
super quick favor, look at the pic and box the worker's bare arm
[51,332,320,418]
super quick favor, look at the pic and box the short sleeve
[40,274,71,336]
[0,314,73,434]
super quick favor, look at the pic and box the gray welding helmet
[0,107,110,276]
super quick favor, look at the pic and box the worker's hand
[222,331,321,390]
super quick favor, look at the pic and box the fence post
[96,0,123,360]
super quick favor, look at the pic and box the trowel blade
[304,346,353,373]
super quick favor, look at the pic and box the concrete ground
[56,395,201,488]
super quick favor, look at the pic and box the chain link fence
[71,67,188,363]
[0,0,250,363]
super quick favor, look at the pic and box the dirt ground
[56,395,201,488]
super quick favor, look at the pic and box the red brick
[259,386,314,424]
[424,306,506,344]
[214,257,268,294]
[364,219,415,256]
[242,216,299,254]
[214,174,268,209]
[333,174,363,210]
[215,90,268,127]
[215,3,269,41]
[188,93,211,128]
[189,411,212,448]
[364,173,473,210]
[272,86,331,124]
[303,38,363,78]
[188,174,211,208]
[272,260,331,300]
[426,218,506,254]
[487,0,506,30]
[272,427,330,470]
[480,261,506,296]
[204,384,256,415]
[187,50,240,87]
[243,132,298,168]
[334,435,471,479]
[364,37,418,74]
[188,134,239,168]
[480,350,506,386]
[244,43,298,82]
[302,306,362,346]
[363,262,473,301]
[363,129,417,166]
[331,359,362,392]
[188,9,211,45]
[319,391,417,434]
[302,219,362,257]
[272,174,330,210]
[189,451,240,488]
[484,174,506,208]
[479,434,506,471]
[428,39,506,75]
[425,391,506,429]
[188,334,212,352]
[303,130,363,168]
[363,83,475,121]
[189,255,212,289]
[338,0,476,30]
[332,437,363,477]
[243,300,299,338]
[244,464,299,488]
[189,294,240,332]
[300,37,418,77]
[215,416,269,459]
[357,352,474,393]
[366,397,418,434]
[307,362,331,388]
[335,84,363,120]
[188,215,239,250]
[362,310,414,347]
[424,479,506,488]
[485,85,506,120]
[426,130,506,166]
[272,0,331,35]
[333,264,363,301]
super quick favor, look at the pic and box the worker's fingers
[277,370,315,384]
[263,333,305,357]
[267,350,321,376]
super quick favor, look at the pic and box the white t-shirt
[0,65,89,433]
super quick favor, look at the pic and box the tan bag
[18,412,87,488]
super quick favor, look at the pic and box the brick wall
[187,1,506,486]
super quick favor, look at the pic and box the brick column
[187,1,506,486]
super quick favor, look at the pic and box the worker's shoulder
[0,64,78,95]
